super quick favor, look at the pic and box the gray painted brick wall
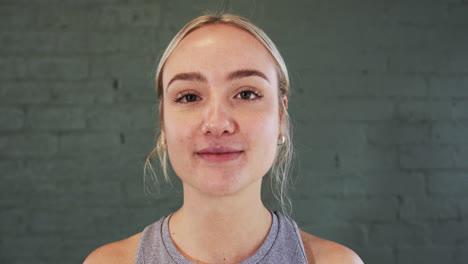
[0,0,467,263]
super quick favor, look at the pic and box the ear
[159,99,165,133]
[282,95,288,111]
[279,95,288,128]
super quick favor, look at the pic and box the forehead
[163,24,277,87]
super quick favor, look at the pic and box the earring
[159,134,167,151]
[277,135,285,145]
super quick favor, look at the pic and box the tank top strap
[134,215,172,264]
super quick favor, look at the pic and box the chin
[192,169,253,197]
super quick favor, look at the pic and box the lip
[196,146,244,162]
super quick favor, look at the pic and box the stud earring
[159,134,167,151]
[277,135,285,145]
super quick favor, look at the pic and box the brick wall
[0,0,467,263]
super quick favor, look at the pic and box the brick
[430,222,468,245]
[0,160,19,179]
[398,246,456,263]
[294,197,397,224]
[334,197,398,222]
[0,6,36,30]
[0,32,57,53]
[86,104,155,131]
[164,0,225,29]
[89,54,154,79]
[26,106,85,130]
[286,46,389,73]
[119,27,160,54]
[294,171,346,198]
[429,76,468,97]
[366,122,431,146]
[339,146,398,171]
[29,209,93,234]
[456,246,468,264]
[0,107,24,130]
[399,145,455,169]
[58,132,120,155]
[368,223,428,246]
[395,101,453,123]
[23,157,140,183]
[112,4,162,27]
[56,32,120,54]
[26,57,89,80]
[453,100,468,120]
[0,81,52,104]
[0,134,57,157]
[369,26,467,53]
[386,49,454,74]
[446,4,468,26]
[293,100,394,122]
[301,222,366,246]
[294,72,427,98]
[14,159,88,182]
[299,145,399,173]
[48,80,115,104]
[400,197,459,221]
[38,5,120,31]
[0,57,28,79]
[295,123,365,148]
[427,172,468,196]
[343,171,426,196]
[29,179,119,209]
[293,198,337,225]
[119,131,155,154]
[386,3,451,28]
[115,77,156,103]
[432,123,468,144]
[260,1,317,27]
[295,170,426,198]
[0,209,28,235]
[447,51,468,75]
[460,197,468,219]
[0,80,113,105]
[2,236,63,259]
[449,142,468,168]
[295,147,337,171]
[0,177,33,207]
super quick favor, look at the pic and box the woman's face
[162,24,283,197]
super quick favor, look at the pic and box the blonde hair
[144,13,293,215]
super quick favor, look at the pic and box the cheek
[164,111,194,152]
[243,107,279,149]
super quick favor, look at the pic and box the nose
[201,99,236,137]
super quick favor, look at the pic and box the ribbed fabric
[134,211,308,264]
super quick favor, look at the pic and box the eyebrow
[166,69,270,91]
[167,72,207,89]
[227,69,270,83]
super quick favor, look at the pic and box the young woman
[85,14,363,264]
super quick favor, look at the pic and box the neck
[168,179,272,264]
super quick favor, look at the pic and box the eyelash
[174,88,263,104]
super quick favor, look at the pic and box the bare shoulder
[83,232,142,264]
[299,230,363,264]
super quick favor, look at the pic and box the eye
[236,89,262,100]
[174,92,200,103]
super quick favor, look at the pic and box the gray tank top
[134,211,308,263]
